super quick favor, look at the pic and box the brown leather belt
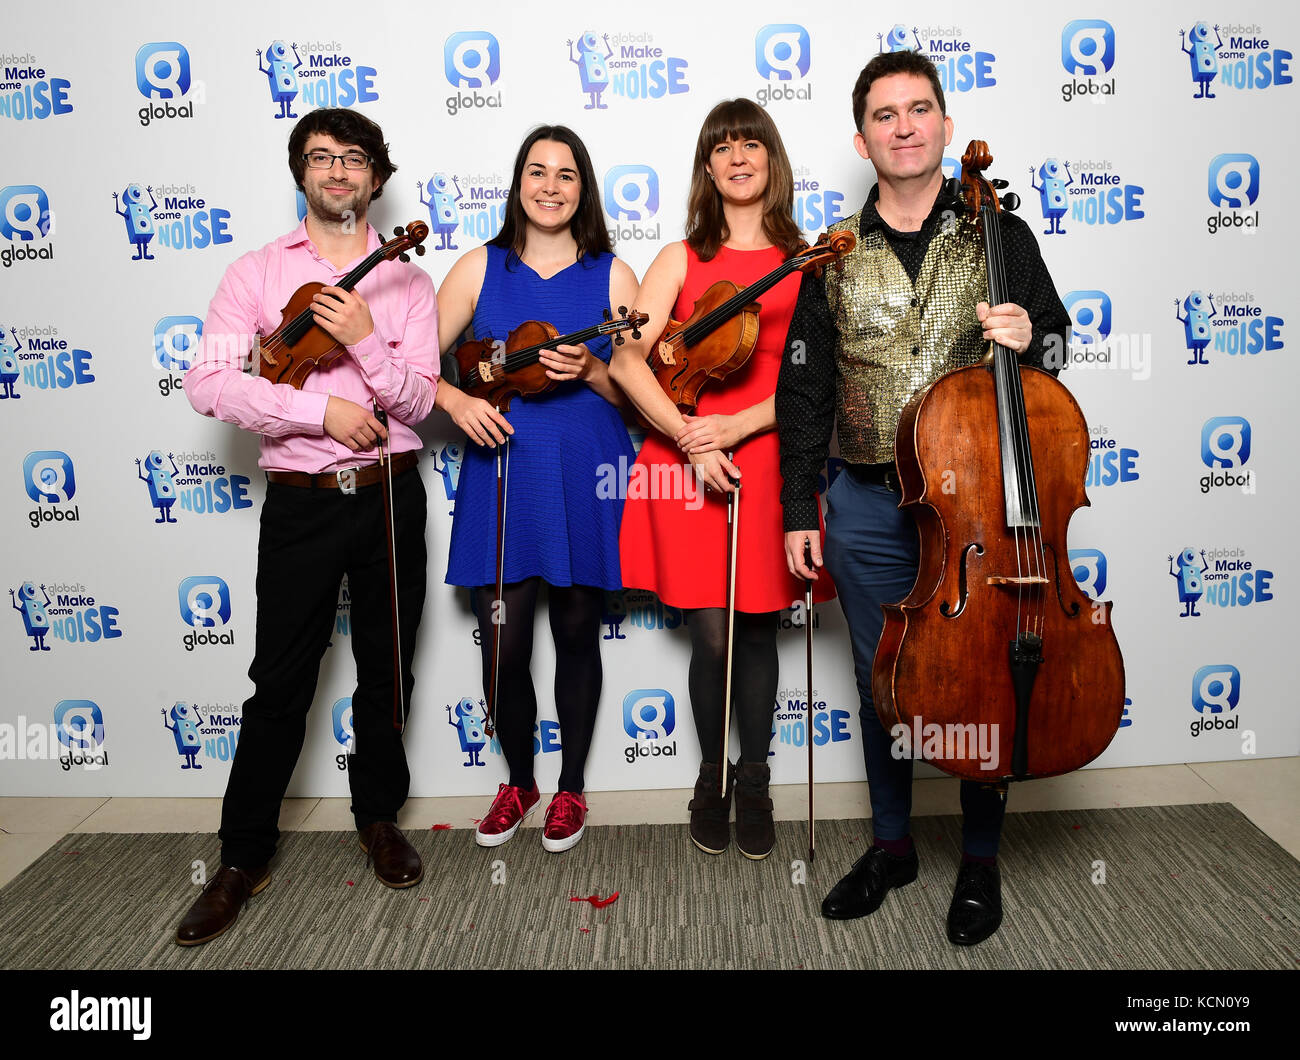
[266,450,418,490]
[845,461,902,493]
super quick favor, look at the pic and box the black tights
[474,579,603,793]
[687,608,778,766]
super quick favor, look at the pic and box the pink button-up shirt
[184,221,439,473]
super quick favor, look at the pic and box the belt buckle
[883,466,901,493]
[335,466,359,495]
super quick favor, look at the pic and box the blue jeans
[823,470,1005,858]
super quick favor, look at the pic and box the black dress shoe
[175,864,270,946]
[821,845,918,920]
[947,861,1002,946]
[358,821,423,888]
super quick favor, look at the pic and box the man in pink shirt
[176,108,438,947]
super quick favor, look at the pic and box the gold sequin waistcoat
[825,210,988,464]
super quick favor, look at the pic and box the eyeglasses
[302,151,371,170]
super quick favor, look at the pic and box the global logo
[155,316,200,371]
[0,53,74,121]
[1061,19,1116,75]
[1069,549,1107,599]
[754,24,812,104]
[1208,153,1259,208]
[1201,416,1251,468]
[136,43,191,98]
[54,700,104,749]
[444,31,501,116]
[1063,290,1112,345]
[756,24,810,79]
[0,187,52,249]
[178,576,231,628]
[623,688,677,764]
[134,43,196,126]
[53,700,108,770]
[23,450,75,503]
[333,697,354,767]
[877,23,995,93]
[1190,664,1241,735]
[604,165,658,221]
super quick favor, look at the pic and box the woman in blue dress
[435,125,638,852]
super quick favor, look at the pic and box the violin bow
[718,455,740,796]
[804,541,815,862]
[373,404,406,734]
[483,419,509,737]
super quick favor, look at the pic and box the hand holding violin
[311,286,375,348]
[538,342,595,383]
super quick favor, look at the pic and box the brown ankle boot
[734,761,775,860]
[688,761,733,854]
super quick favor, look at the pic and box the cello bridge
[986,576,1050,586]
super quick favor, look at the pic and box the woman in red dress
[611,99,834,860]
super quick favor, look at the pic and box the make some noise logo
[135,448,252,524]
[1030,157,1145,235]
[1086,426,1140,488]
[876,23,996,93]
[416,170,506,251]
[1199,415,1254,494]
[604,164,660,243]
[1206,153,1261,234]
[1060,19,1118,102]
[1179,21,1292,98]
[617,589,686,635]
[162,701,241,769]
[333,575,351,637]
[112,182,232,259]
[0,52,73,120]
[22,450,80,529]
[1057,290,1151,379]
[563,29,690,109]
[177,575,234,651]
[1190,663,1241,737]
[774,687,851,750]
[1168,546,1273,617]
[1177,290,1284,365]
[754,24,813,106]
[443,31,502,117]
[254,38,379,118]
[135,41,201,126]
[0,183,54,267]
[10,580,122,650]
[0,323,93,400]
[791,165,845,235]
[622,688,677,764]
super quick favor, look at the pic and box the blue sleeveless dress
[445,245,634,590]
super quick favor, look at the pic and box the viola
[871,140,1125,783]
[445,308,648,412]
[256,222,428,389]
[648,229,855,411]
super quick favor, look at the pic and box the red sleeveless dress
[619,243,836,611]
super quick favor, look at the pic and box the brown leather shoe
[174,864,270,946]
[358,821,423,888]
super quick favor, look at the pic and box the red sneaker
[474,782,540,847]
[542,791,587,853]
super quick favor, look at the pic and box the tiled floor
[2,758,1296,887]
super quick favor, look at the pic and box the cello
[871,140,1125,784]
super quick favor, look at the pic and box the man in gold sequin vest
[776,51,1069,947]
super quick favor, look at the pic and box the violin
[648,229,855,411]
[256,221,429,389]
[445,308,648,412]
[871,140,1125,784]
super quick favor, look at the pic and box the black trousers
[218,467,427,868]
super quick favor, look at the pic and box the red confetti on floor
[431,824,452,830]
[346,880,354,887]
[570,892,619,908]
[580,927,590,934]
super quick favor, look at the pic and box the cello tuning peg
[415,245,426,256]
[1001,192,1021,212]
[942,177,962,201]
[398,252,410,263]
